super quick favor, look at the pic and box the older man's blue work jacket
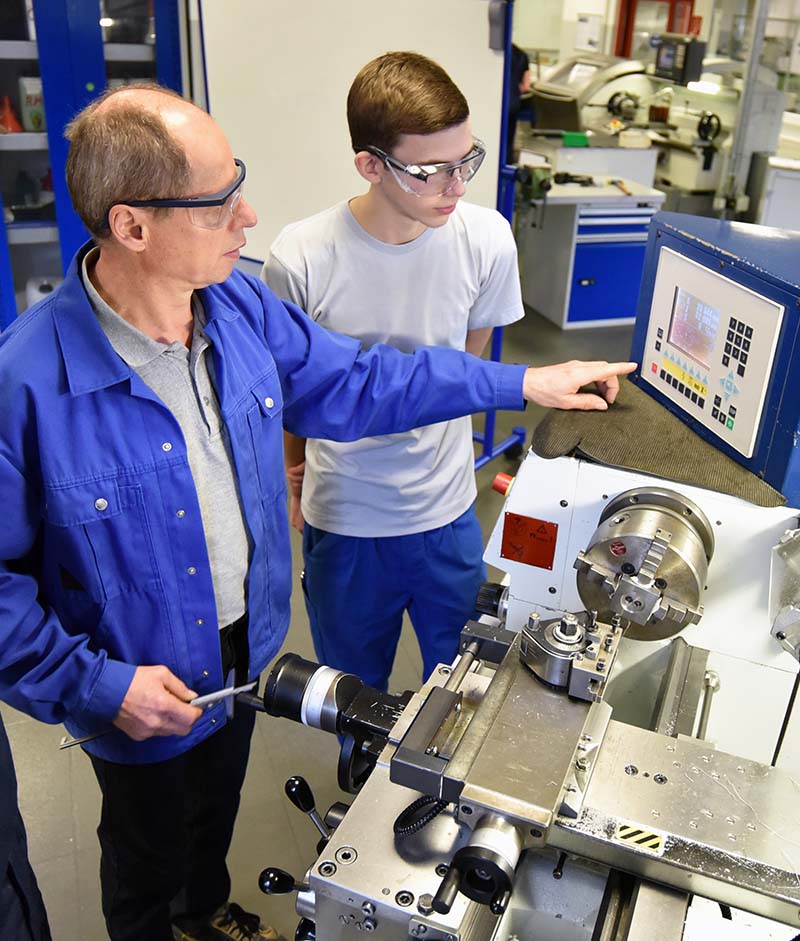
[0,243,527,763]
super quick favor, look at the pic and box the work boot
[173,902,287,941]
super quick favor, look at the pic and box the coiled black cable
[393,795,450,838]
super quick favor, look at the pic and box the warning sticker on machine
[613,822,666,856]
[500,512,558,569]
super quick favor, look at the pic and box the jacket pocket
[245,372,286,502]
[44,478,161,602]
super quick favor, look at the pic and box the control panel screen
[642,247,785,459]
[667,286,720,371]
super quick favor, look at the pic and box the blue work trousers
[301,505,486,691]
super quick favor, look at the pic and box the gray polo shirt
[81,250,250,628]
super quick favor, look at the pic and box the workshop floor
[1,308,634,940]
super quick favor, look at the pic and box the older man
[0,84,634,941]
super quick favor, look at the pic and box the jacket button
[264,397,274,409]
[162,442,172,452]
[202,670,209,678]
[196,618,204,625]
[176,509,186,518]
[187,566,197,575]
[94,497,108,511]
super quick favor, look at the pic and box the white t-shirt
[262,199,524,537]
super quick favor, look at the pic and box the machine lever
[258,867,307,896]
[553,852,568,880]
[432,865,461,915]
[285,775,330,840]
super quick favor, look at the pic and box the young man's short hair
[65,83,192,239]
[347,51,469,154]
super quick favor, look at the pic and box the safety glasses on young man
[109,158,246,230]
[366,140,486,197]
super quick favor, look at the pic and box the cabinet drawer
[568,241,647,323]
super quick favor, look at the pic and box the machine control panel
[641,247,784,458]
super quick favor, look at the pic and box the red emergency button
[651,362,658,373]
[492,473,514,496]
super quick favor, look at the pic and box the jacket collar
[54,242,241,395]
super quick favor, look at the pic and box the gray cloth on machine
[531,379,785,508]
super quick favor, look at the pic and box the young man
[262,52,523,690]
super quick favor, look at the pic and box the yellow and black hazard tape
[614,822,665,855]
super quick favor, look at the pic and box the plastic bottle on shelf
[0,96,23,133]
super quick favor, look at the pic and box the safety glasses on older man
[365,140,485,197]
[112,158,246,230]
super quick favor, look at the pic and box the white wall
[514,0,563,52]
[199,0,505,262]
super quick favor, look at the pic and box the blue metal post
[474,0,527,468]
[154,0,183,93]
[34,0,106,270]
[0,195,16,329]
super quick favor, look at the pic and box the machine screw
[597,660,606,672]
[625,765,639,776]
[395,891,414,907]
[461,805,473,815]
[336,846,357,865]
[319,861,337,876]
[417,893,434,915]
[435,864,449,877]
[410,926,428,936]
[438,666,451,676]
[362,918,377,931]
[575,757,589,772]
[621,562,636,575]
[654,773,668,785]
[548,587,557,594]
[362,902,376,915]
[777,631,787,641]
[530,827,543,838]
[560,499,569,507]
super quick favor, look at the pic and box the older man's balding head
[65,83,204,239]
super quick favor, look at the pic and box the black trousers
[89,616,255,941]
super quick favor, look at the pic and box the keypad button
[738,364,745,377]
[657,327,664,338]
[729,317,737,328]
[655,341,661,351]
[722,355,730,366]
[732,348,740,360]
[729,405,737,417]
[724,342,732,354]
[712,408,719,419]
[660,369,666,380]
[734,334,742,347]
[727,330,735,342]
[745,325,753,338]
[736,322,745,334]
[742,339,750,352]
[691,392,698,403]
[714,395,721,406]
[718,413,726,424]
[740,352,748,364]
[699,398,705,408]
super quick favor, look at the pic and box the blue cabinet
[518,181,665,330]
[0,0,182,329]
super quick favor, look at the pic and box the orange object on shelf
[0,96,23,132]
[492,472,514,496]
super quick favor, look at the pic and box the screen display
[667,286,720,369]
[657,44,676,71]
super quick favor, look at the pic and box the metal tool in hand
[58,681,257,749]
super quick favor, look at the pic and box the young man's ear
[353,150,386,186]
